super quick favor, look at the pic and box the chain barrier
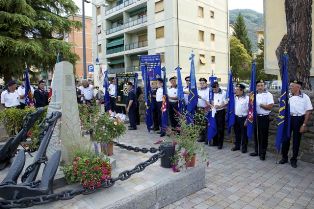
[0,145,164,208]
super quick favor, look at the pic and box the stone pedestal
[47,61,83,163]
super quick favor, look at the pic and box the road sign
[88,64,94,72]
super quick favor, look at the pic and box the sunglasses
[186,80,190,82]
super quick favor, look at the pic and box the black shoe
[217,146,222,150]
[156,131,161,134]
[241,149,247,153]
[290,160,297,168]
[231,147,240,151]
[160,133,166,137]
[259,155,265,161]
[250,152,258,157]
[278,159,288,164]
[128,127,137,130]
[153,128,160,131]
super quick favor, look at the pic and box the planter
[185,154,196,167]
[101,142,114,156]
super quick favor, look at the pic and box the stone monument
[46,61,83,163]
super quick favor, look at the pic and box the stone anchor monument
[47,61,83,163]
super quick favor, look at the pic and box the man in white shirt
[250,80,274,161]
[108,78,117,114]
[79,80,94,106]
[183,76,190,106]
[167,76,178,128]
[1,80,20,108]
[232,84,249,153]
[156,78,165,137]
[197,78,210,142]
[17,79,34,109]
[211,81,227,149]
[279,80,313,168]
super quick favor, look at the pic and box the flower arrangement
[63,150,111,189]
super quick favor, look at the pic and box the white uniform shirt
[1,90,20,107]
[256,91,274,115]
[167,87,178,102]
[108,84,116,97]
[197,88,209,108]
[17,85,34,104]
[213,90,227,110]
[156,87,163,102]
[183,86,189,104]
[289,93,313,115]
[79,86,94,100]
[235,95,249,116]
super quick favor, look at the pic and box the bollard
[160,142,175,168]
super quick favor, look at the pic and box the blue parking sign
[88,65,94,72]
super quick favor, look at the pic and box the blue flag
[207,74,217,141]
[143,65,153,132]
[186,53,198,123]
[275,54,291,152]
[24,67,34,106]
[247,62,257,140]
[226,71,235,134]
[161,67,168,131]
[103,70,110,112]
[176,66,185,114]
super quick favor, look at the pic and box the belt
[291,114,304,116]
[169,100,178,103]
[257,114,269,116]
[110,96,116,98]
[236,115,247,117]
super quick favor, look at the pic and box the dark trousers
[281,116,304,161]
[136,101,140,125]
[110,97,116,112]
[152,102,159,130]
[157,102,165,133]
[213,109,225,147]
[254,115,270,156]
[128,107,137,129]
[234,116,248,150]
[169,101,178,128]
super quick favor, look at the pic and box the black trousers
[157,102,165,133]
[110,97,116,112]
[136,101,140,125]
[254,115,270,156]
[152,102,159,130]
[234,116,248,150]
[213,109,225,147]
[128,107,137,129]
[169,101,179,128]
[281,116,304,161]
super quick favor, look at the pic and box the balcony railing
[107,46,124,55]
[106,15,147,35]
[105,0,139,15]
[125,41,148,51]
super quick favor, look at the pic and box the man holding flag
[17,77,34,108]
[197,78,210,142]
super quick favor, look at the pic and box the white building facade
[92,0,229,85]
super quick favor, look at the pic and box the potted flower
[63,149,111,189]
[92,113,126,156]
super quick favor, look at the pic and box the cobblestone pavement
[164,140,314,209]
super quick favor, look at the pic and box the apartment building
[92,0,229,84]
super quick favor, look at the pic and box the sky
[74,0,264,17]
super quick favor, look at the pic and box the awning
[107,38,124,48]
[109,58,124,65]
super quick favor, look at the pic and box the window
[156,26,164,39]
[198,30,204,42]
[199,54,206,65]
[96,6,101,16]
[211,33,215,41]
[155,0,164,13]
[211,56,216,63]
[210,10,215,18]
[198,6,204,18]
[98,44,102,53]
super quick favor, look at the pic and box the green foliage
[230,36,252,81]
[63,150,111,189]
[233,13,252,55]
[0,0,81,81]
[78,104,100,132]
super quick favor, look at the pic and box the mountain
[229,9,264,52]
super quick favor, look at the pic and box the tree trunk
[276,0,313,90]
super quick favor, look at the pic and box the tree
[230,36,252,81]
[233,13,252,55]
[276,0,313,90]
[0,0,81,82]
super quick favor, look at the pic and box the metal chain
[113,141,160,154]
[0,150,164,208]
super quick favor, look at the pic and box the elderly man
[17,78,34,108]
[126,81,138,130]
[79,79,94,105]
[1,80,20,108]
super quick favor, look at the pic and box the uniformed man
[232,84,249,153]
[250,80,274,160]
[197,78,209,142]
[211,81,227,149]
[108,78,117,114]
[0,80,20,108]
[17,79,34,109]
[156,78,165,137]
[168,76,178,129]
[126,82,137,130]
[151,81,160,131]
[34,80,49,108]
[183,76,190,106]
[279,80,313,168]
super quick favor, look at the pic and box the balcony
[125,41,148,51]
[105,0,139,15]
[106,15,147,35]
[107,46,124,55]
